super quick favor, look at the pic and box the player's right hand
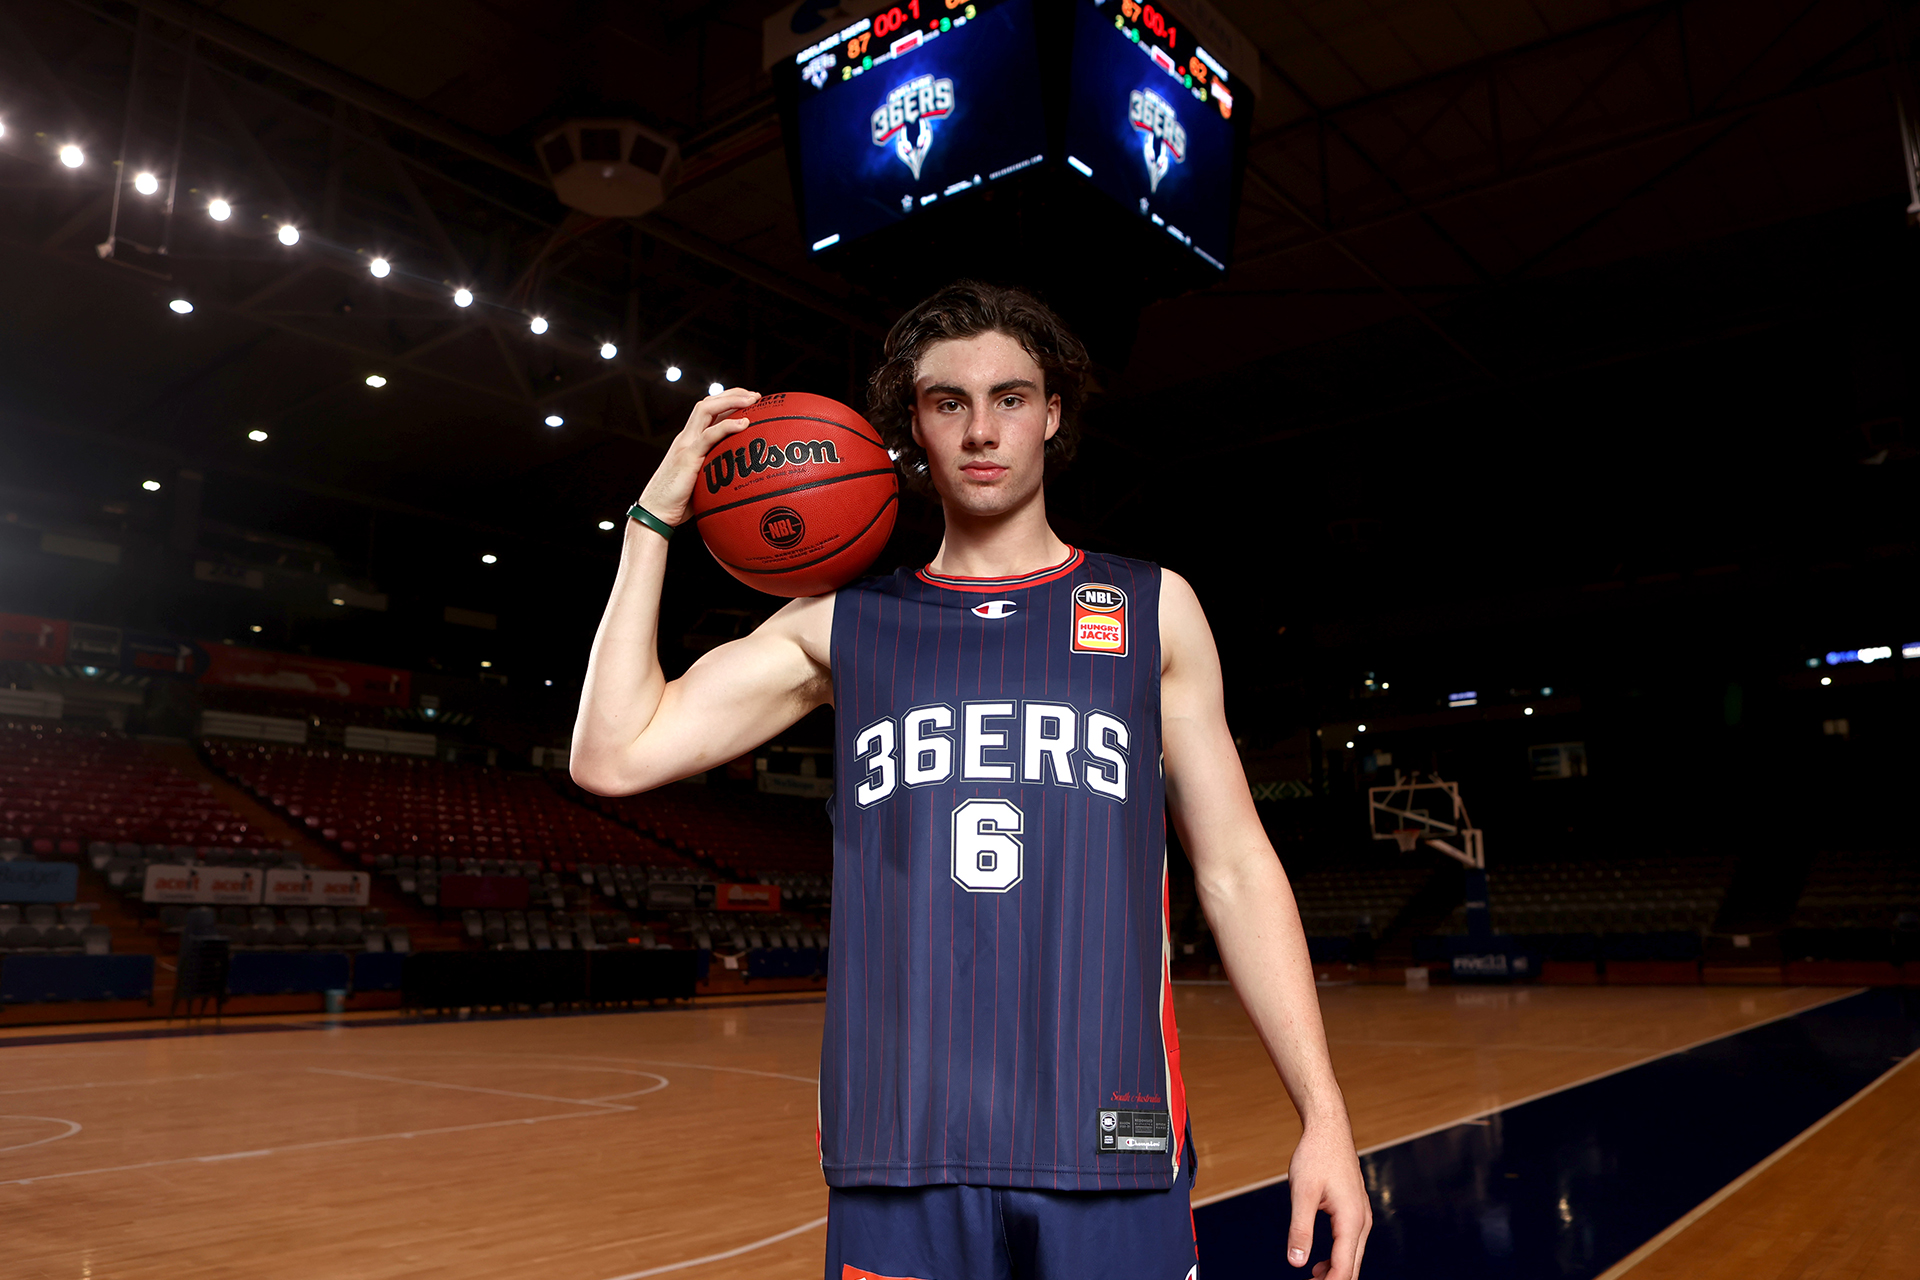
[636,387,760,527]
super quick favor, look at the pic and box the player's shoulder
[1078,548,1163,585]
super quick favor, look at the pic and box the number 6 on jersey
[951,798,1024,893]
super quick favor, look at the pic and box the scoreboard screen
[790,0,1047,255]
[1061,0,1239,271]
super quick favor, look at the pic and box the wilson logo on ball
[760,507,806,549]
[703,436,842,494]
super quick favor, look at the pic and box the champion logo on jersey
[971,599,1018,620]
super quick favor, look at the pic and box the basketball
[689,391,899,597]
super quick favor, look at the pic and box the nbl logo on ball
[1128,89,1186,194]
[872,73,954,180]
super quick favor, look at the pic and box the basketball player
[572,282,1370,1279]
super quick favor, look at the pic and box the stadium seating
[207,743,684,872]
[1431,857,1735,938]
[1788,851,1919,930]
[565,779,832,905]
[1784,850,1920,963]
[1290,867,1432,940]
[0,723,261,851]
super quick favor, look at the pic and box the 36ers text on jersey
[823,547,1187,1190]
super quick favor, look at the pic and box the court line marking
[0,1109,628,1188]
[1192,986,1864,1206]
[1592,1045,1920,1279]
[0,1117,82,1153]
[0,1072,245,1095]
[307,1067,666,1111]
[594,1214,830,1280]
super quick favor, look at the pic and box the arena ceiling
[0,0,1914,703]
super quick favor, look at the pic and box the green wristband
[627,502,676,541]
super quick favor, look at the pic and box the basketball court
[6,983,1914,1278]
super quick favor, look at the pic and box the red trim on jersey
[1161,862,1188,1174]
[915,547,1085,593]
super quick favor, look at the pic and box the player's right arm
[569,388,834,797]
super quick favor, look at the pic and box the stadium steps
[145,741,460,950]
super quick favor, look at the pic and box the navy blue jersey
[822,547,1186,1191]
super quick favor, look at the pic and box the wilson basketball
[689,391,899,597]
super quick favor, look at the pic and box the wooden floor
[1600,1048,1920,1280]
[0,984,1877,1279]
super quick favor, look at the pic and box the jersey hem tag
[1097,1107,1171,1153]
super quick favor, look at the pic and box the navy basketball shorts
[825,1157,1198,1280]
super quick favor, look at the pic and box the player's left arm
[1159,569,1372,1280]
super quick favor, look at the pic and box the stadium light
[364,374,388,388]
[141,479,161,491]
[529,316,549,335]
[1524,707,1535,716]
[1356,724,1367,733]
[247,429,268,442]
[168,298,193,315]
[597,519,615,531]
[277,224,300,246]
[1345,740,1355,749]
[249,625,262,633]
[369,257,391,278]
[480,660,492,668]
[664,365,682,382]
[708,381,724,396]
[208,198,231,221]
[453,287,474,308]
[481,553,497,565]
[133,171,159,195]
[58,144,83,168]
[544,414,564,427]
[1821,676,1832,686]
[599,341,618,360]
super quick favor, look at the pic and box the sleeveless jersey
[821,546,1187,1191]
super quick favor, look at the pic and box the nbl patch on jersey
[1071,582,1128,656]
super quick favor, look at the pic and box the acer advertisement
[791,0,1045,254]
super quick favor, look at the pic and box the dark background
[0,0,1915,872]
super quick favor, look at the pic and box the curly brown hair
[866,280,1089,495]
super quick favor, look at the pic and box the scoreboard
[1062,0,1239,272]
[773,0,1251,282]
[787,0,1047,255]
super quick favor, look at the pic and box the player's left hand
[1286,1118,1372,1278]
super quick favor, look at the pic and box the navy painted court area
[1198,988,1920,1280]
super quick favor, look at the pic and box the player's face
[911,330,1061,519]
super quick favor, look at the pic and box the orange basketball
[689,391,899,597]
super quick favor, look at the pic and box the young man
[572,282,1370,1280]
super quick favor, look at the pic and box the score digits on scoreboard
[795,0,983,91]
[1107,0,1235,120]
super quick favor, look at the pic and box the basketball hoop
[1391,830,1422,854]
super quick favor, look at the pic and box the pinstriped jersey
[821,547,1188,1190]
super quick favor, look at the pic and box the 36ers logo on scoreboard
[873,73,954,180]
[1071,583,1128,656]
[1128,88,1186,194]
